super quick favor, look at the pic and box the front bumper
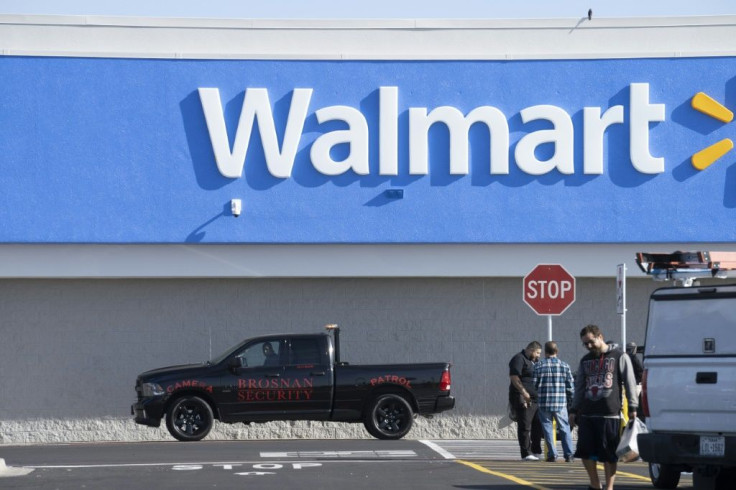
[639,432,736,468]
[131,398,165,427]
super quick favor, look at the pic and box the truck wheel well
[164,391,220,421]
[363,386,418,416]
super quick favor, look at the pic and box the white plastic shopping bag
[616,418,648,462]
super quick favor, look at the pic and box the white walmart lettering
[198,84,665,178]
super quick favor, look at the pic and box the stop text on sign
[526,279,573,300]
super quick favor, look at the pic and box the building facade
[1,15,735,443]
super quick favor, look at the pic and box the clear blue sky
[0,1,733,19]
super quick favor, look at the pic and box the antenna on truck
[636,251,736,287]
[325,323,340,364]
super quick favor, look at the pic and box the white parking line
[260,450,417,458]
[420,440,522,460]
[25,459,436,470]
[0,458,34,477]
[419,440,456,459]
[26,461,272,469]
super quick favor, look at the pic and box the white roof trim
[2,14,736,60]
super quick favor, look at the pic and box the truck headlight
[141,383,165,397]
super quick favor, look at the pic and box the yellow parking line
[456,460,550,490]
[600,464,651,482]
[457,460,655,488]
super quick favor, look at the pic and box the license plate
[700,436,725,457]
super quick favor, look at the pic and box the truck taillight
[641,369,650,417]
[440,370,451,391]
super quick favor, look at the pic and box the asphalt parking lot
[0,439,694,489]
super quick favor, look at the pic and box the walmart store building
[1,15,736,443]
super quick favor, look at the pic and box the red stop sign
[523,264,576,316]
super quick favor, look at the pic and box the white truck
[636,252,736,490]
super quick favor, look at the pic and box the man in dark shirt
[570,325,638,490]
[262,342,280,366]
[626,341,645,422]
[625,342,644,385]
[509,341,544,460]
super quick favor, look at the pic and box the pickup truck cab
[132,326,454,441]
[638,285,736,489]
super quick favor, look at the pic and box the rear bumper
[131,398,165,427]
[434,395,455,413]
[639,432,736,468]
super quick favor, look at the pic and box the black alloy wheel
[364,393,414,440]
[165,396,214,442]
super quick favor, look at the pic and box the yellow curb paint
[456,460,550,490]
[692,92,734,123]
[692,138,734,170]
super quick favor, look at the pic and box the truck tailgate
[644,288,736,434]
[646,356,736,434]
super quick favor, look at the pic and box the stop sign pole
[523,264,576,341]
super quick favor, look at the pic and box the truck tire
[165,395,214,442]
[715,467,736,490]
[649,463,681,489]
[693,466,736,490]
[363,393,414,440]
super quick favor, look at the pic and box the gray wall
[0,277,661,442]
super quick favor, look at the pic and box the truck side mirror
[229,356,246,370]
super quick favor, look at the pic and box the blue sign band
[1,56,734,243]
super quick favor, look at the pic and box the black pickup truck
[132,326,455,441]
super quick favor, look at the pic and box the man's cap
[626,342,636,349]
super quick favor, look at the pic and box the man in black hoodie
[570,325,638,490]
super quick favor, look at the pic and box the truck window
[647,296,736,356]
[237,340,284,367]
[289,338,324,366]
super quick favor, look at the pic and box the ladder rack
[636,251,736,286]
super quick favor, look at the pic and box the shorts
[574,415,622,463]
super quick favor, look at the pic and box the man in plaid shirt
[533,341,575,462]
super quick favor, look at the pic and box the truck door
[217,338,288,422]
[280,336,333,420]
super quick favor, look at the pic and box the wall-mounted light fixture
[231,199,242,217]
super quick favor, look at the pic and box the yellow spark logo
[691,92,734,170]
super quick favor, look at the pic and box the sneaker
[545,456,557,462]
[533,453,543,459]
[564,455,575,463]
[522,454,540,461]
